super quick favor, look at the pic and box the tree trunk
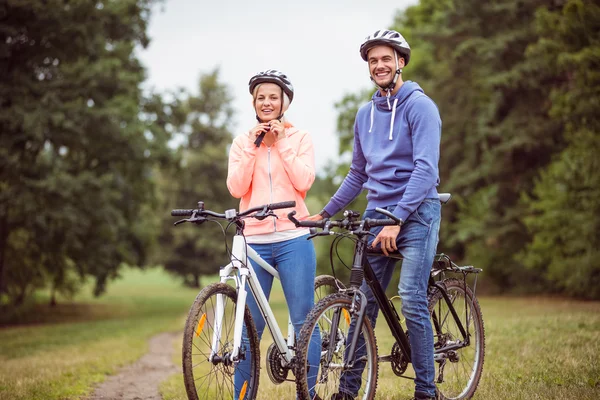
[0,215,8,296]
[50,285,57,307]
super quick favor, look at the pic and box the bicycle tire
[266,274,346,386]
[314,274,345,301]
[182,283,260,400]
[428,278,485,400]
[295,293,378,400]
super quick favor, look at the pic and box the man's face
[367,45,404,88]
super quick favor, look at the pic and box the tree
[388,0,569,292]
[518,0,600,299]
[0,0,170,307]
[330,0,600,296]
[156,69,238,288]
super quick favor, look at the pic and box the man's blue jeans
[234,234,320,399]
[339,199,441,398]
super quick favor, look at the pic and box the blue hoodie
[323,81,441,222]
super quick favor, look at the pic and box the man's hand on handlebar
[306,213,324,222]
[371,225,401,256]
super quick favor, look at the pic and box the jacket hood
[371,80,423,112]
[366,81,424,140]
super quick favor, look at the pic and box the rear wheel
[182,283,260,400]
[295,293,378,400]
[315,274,345,302]
[429,278,485,400]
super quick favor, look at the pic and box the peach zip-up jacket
[227,124,315,236]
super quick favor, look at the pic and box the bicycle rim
[429,279,485,400]
[182,283,260,400]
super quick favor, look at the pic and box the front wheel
[429,278,485,400]
[182,283,260,400]
[295,293,379,400]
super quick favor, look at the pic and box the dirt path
[86,331,181,400]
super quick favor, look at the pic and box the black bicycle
[289,194,485,400]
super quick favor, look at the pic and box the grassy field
[1,268,599,400]
[0,267,202,400]
[161,281,600,400]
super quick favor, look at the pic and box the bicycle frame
[344,237,473,370]
[210,234,295,366]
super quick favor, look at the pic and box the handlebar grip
[269,201,296,210]
[365,218,399,227]
[296,220,326,228]
[171,209,194,217]
[287,211,328,228]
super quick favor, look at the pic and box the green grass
[162,287,600,400]
[2,268,599,400]
[0,266,202,400]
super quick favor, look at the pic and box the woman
[227,69,321,399]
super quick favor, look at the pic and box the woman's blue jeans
[339,199,441,398]
[234,234,320,399]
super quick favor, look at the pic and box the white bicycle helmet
[248,69,294,103]
[360,29,411,66]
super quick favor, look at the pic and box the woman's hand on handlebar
[371,225,401,256]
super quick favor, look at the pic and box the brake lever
[173,216,207,226]
[253,209,276,221]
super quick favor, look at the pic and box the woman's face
[254,83,283,122]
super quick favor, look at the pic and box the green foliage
[154,69,237,288]
[517,0,600,299]
[0,0,170,307]
[325,0,599,297]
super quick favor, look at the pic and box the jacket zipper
[267,147,276,231]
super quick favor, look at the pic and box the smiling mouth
[375,71,390,79]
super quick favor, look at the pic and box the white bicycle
[171,201,344,400]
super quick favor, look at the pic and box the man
[309,29,442,400]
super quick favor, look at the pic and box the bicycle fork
[209,238,250,364]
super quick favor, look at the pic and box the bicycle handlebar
[170,201,296,221]
[287,207,399,234]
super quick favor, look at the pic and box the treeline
[0,0,236,315]
[327,0,599,299]
[1,0,598,316]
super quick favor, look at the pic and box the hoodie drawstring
[369,101,374,133]
[389,98,398,140]
[369,97,398,139]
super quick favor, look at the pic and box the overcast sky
[138,0,417,171]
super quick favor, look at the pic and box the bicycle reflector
[240,381,248,399]
[196,313,206,337]
[342,308,350,325]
